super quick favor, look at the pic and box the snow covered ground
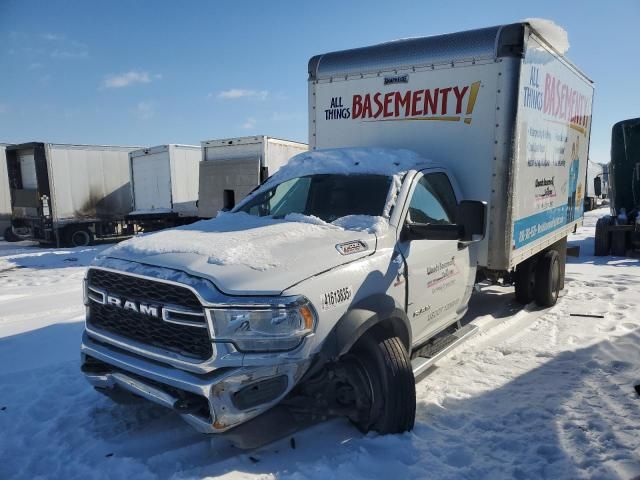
[0,207,639,479]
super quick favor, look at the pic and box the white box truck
[0,144,11,236]
[128,144,201,230]
[5,142,139,246]
[198,136,307,218]
[81,23,593,444]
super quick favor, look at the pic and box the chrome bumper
[81,332,310,434]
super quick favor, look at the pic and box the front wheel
[351,331,416,434]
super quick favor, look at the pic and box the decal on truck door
[512,35,592,249]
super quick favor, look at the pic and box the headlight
[208,297,316,352]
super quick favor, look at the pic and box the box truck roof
[200,136,306,148]
[309,22,589,82]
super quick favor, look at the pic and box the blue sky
[0,0,638,164]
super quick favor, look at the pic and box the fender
[319,293,411,362]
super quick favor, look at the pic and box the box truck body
[128,144,201,228]
[309,23,593,271]
[198,136,307,218]
[0,145,10,236]
[5,142,138,245]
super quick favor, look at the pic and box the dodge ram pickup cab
[82,148,484,437]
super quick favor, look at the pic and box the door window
[407,173,457,225]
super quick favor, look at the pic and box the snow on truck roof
[262,147,427,186]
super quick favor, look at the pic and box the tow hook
[173,395,208,414]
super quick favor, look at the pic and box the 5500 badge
[320,286,353,311]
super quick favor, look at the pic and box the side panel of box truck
[310,58,513,268]
[509,33,593,265]
[48,144,133,222]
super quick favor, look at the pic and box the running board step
[411,324,478,378]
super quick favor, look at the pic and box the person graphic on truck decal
[567,139,580,223]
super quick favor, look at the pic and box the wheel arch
[320,294,411,362]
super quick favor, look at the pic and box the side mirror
[403,200,486,242]
[594,176,602,197]
[456,200,486,241]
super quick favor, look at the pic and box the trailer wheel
[514,258,536,305]
[611,230,627,257]
[3,227,20,242]
[69,228,94,247]
[350,330,415,434]
[594,217,611,256]
[534,250,560,307]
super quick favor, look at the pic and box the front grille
[87,269,202,310]
[86,269,212,361]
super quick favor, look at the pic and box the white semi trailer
[198,136,307,218]
[0,144,10,236]
[128,144,201,230]
[81,22,593,442]
[5,142,139,246]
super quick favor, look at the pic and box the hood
[98,213,384,295]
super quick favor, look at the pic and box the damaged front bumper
[80,332,310,433]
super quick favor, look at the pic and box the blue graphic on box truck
[512,34,591,251]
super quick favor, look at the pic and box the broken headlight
[207,297,316,352]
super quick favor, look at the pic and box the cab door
[396,171,473,346]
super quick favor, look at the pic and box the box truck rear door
[198,156,259,218]
[132,152,172,212]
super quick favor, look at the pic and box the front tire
[352,331,415,434]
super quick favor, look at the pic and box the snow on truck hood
[97,148,425,295]
[99,212,385,295]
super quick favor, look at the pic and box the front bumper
[81,332,310,433]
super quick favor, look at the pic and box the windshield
[234,174,393,222]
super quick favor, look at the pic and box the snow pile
[284,213,389,235]
[332,215,389,234]
[107,212,384,271]
[525,18,570,54]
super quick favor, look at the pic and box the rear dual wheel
[3,227,20,242]
[514,250,561,308]
[66,228,94,247]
